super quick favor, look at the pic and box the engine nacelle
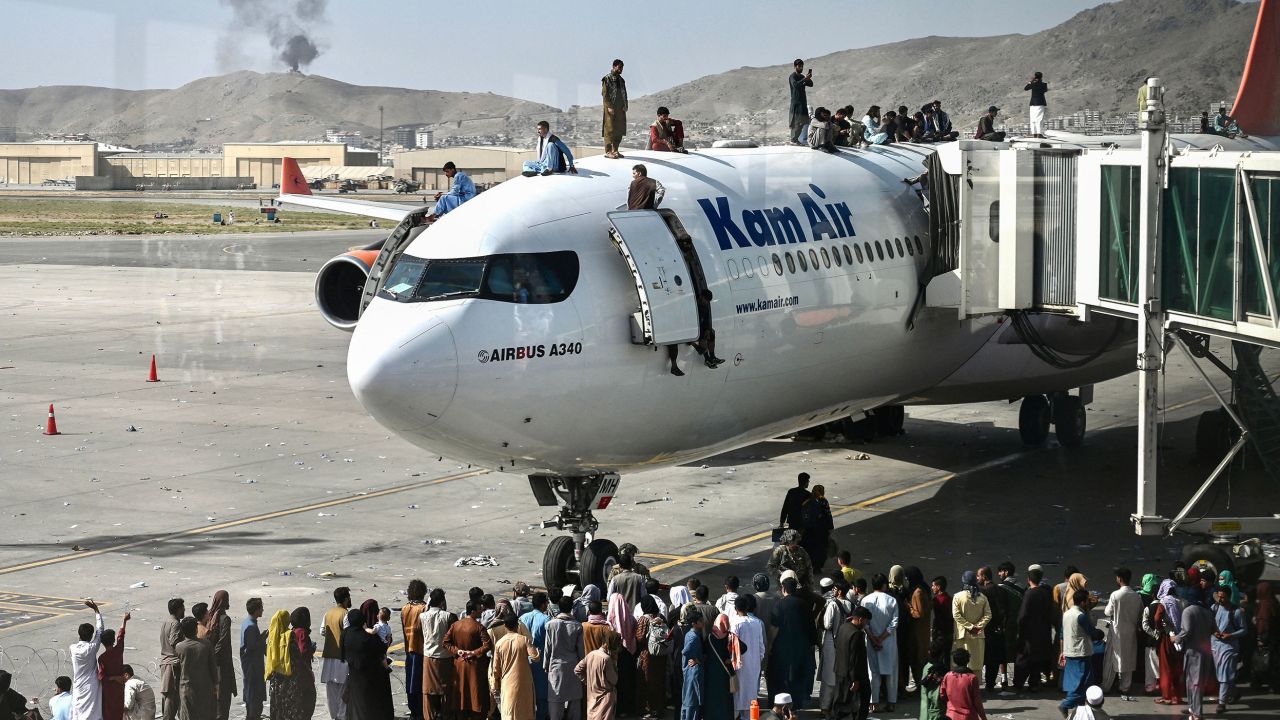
[315,249,380,331]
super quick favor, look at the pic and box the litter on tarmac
[454,555,500,567]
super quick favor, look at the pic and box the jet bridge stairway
[1184,333,1280,479]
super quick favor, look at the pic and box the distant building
[415,129,434,149]
[324,128,363,146]
[0,141,104,184]
[391,128,416,149]
[223,142,378,187]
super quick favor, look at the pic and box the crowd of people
[5,474,1274,720]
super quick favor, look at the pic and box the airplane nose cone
[348,317,458,432]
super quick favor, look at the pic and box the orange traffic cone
[147,354,159,383]
[44,404,60,435]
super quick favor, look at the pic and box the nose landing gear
[1018,389,1090,447]
[530,474,622,590]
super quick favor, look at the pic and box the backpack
[647,616,672,656]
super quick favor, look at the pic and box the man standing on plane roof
[602,59,628,159]
[788,59,813,146]
[1025,72,1048,138]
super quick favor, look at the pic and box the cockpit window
[379,251,579,304]
[482,251,579,304]
[415,259,486,300]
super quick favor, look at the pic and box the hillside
[0,71,561,149]
[0,0,1264,148]
[637,0,1259,130]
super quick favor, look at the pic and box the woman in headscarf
[798,485,834,572]
[343,605,394,720]
[634,595,668,719]
[1151,579,1185,705]
[267,607,316,720]
[606,592,638,716]
[575,585,602,623]
[1216,571,1242,605]
[1064,573,1095,611]
[204,589,237,719]
[668,586,693,626]
[952,570,991,673]
[903,566,932,690]
[489,600,531,645]
[704,614,741,720]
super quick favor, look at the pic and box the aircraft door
[607,210,701,346]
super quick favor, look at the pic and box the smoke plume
[217,0,328,73]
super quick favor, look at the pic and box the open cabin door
[607,210,701,346]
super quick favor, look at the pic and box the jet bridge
[919,78,1280,571]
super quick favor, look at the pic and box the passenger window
[874,241,884,261]
[886,240,894,259]
[759,256,771,276]
[854,244,864,263]
[808,249,819,269]
[743,257,754,278]
[895,238,905,257]
[773,253,784,275]
[727,259,740,279]
[915,235,925,255]
[843,245,853,265]
[797,250,808,272]
[863,242,874,262]
[905,237,915,256]
[784,252,796,274]
[829,247,840,267]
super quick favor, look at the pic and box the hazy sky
[7,0,1118,107]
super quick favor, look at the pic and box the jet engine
[315,249,380,331]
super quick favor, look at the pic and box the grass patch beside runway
[0,198,374,236]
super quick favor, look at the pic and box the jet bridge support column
[1133,78,1168,536]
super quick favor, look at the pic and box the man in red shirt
[98,612,131,720]
[939,648,987,720]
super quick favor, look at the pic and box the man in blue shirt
[49,676,74,720]
[427,161,476,221]
[681,612,706,720]
[523,121,577,176]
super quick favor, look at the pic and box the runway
[0,230,1275,719]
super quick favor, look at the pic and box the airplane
[279,0,1280,590]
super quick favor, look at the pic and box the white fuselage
[346,144,1132,476]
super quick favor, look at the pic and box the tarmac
[0,230,1276,719]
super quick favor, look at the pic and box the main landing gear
[1018,390,1089,447]
[529,473,623,590]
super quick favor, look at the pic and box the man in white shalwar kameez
[861,574,900,710]
[71,599,105,720]
[1103,567,1144,700]
[728,596,766,720]
[817,579,853,715]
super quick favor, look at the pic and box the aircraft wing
[275,192,415,222]
[275,156,417,222]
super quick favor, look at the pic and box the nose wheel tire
[1018,394,1051,446]
[1053,395,1086,448]
[542,536,577,590]
[579,538,620,591]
